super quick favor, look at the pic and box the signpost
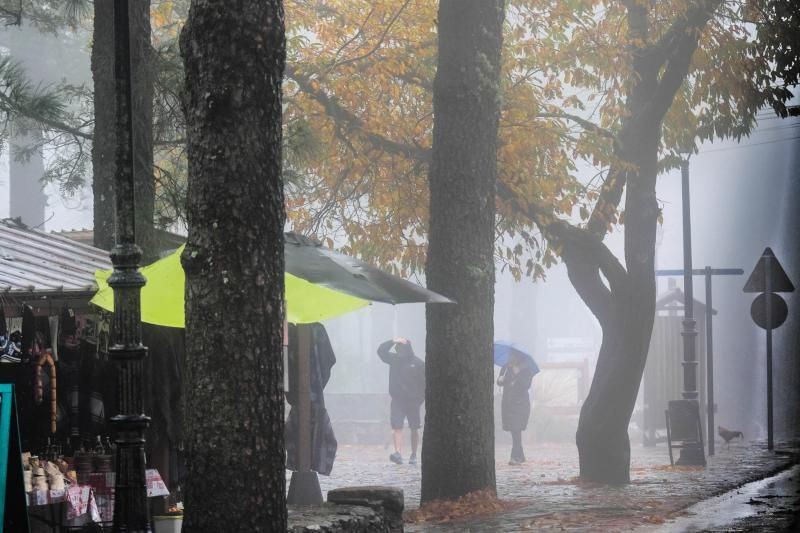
[743,247,794,450]
[656,267,744,455]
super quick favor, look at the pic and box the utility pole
[674,157,705,466]
[657,267,744,456]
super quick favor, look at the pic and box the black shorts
[390,398,421,430]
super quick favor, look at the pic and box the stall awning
[0,219,111,295]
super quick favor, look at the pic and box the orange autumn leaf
[404,488,524,524]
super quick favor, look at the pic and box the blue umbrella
[493,341,540,375]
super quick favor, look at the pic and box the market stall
[0,219,114,453]
[0,219,174,529]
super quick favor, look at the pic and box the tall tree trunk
[92,0,155,257]
[566,0,717,484]
[179,0,287,530]
[421,0,505,503]
[569,126,661,484]
[130,0,156,258]
[91,0,115,250]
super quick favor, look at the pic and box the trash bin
[153,515,183,533]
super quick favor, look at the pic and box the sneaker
[389,451,403,465]
[408,453,417,465]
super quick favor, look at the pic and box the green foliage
[0,56,91,191]
[750,0,800,117]
[0,0,90,33]
[0,57,65,122]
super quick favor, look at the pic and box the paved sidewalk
[306,440,798,532]
[652,463,800,532]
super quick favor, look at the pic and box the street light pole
[676,157,705,466]
[108,1,151,531]
[680,158,698,401]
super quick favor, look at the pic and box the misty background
[2,20,798,446]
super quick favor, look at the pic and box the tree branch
[288,63,630,294]
[321,0,413,76]
[286,64,429,161]
[494,178,627,290]
[0,91,93,140]
[536,111,616,140]
[585,163,626,237]
[562,244,615,328]
[649,0,724,119]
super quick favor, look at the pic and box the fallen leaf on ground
[404,489,525,524]
[650,464,704,472]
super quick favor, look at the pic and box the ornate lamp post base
[111,414,152,532]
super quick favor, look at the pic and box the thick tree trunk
[572,125,661,484]
[91,0,115,250]
[92,0,155,256]
[568,0,716,482]
[180,0,286,530]
[574,300,655,483]
[130,0,156,258]
[421,0,505,503]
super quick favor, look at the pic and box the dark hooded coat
[377,340,425,404]
[499,365,534,431]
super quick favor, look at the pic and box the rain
[0,1,798,532]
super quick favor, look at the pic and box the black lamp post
[676,155,706,466]
[108,0,151,530]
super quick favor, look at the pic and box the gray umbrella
[284,233,453,304]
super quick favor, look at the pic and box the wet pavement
[299,439,798,532]
[654,463,800,533]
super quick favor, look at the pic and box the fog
[297,112,800,447]
[2,12,798,450]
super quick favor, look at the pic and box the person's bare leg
[393,429,403,454]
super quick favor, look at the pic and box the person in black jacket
[497,351,535,464]
[377,337,425,465]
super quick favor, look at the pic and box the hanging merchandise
[48,315,59,361]
[1,330,23,363]
[95,314,110,358]
[58,305,80,364]
[33,348,57,434]
[285,323,338,476]
[0,306,20,362]
[22,304,36,355]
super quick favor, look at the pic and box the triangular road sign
[743,247,795,293]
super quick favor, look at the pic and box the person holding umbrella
[496,343,538,465]
[377,337,425,465]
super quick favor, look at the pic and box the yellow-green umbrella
[91,246,369,327]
